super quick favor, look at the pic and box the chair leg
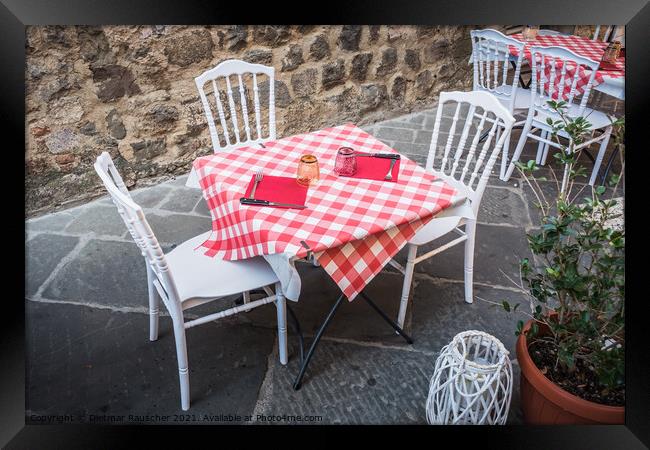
[540,140,551,166]
[503,115,535,181]
[560,139,573,194]
[588,127,612,186]
[171,309,190,411]
[464,220,477,304]
[499,128,512,180]
[535,130,548,164]
[275,282,288,365]
[397,244,418,330]
[146,264,159,342]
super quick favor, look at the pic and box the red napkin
[243,174,308,208]
[342,156,401,182]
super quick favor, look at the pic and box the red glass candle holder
[334,147,357,177]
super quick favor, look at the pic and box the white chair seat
[490,85,532,111]
[166,232,279,303]
[533,104,612,131]
[409,198,476,246]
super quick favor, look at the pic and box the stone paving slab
[144,213,212,245]
[410,279,529,355]
[25,234,79,297]
[159,187,204,214]
[252,339,435,424]
[41,239,150,309]
[26,301,276,423]
[26,211,76,233]
[478,187,531,226]
[130,185,173,209]
[64,205,131,237]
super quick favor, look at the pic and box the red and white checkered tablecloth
[509,33,625,100]
[193,124,464,301]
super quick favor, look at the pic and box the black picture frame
[6,0,649,447]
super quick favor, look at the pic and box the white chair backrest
[470,29,526,113]
[426,91,515,215]
[195,59,276,153]
[94,152,181,304]
[528,45,600,118]
[593,25,616,42]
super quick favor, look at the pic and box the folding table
[186,124,467,389]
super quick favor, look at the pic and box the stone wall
[25,25,474,216]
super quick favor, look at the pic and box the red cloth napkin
[342,156,401,182]
[243,174,308,208]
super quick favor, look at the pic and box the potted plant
[502,101,625,424]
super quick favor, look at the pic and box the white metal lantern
[426,330,513,425]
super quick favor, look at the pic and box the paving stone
[26,211,76,234]
[145,213,212,244]
[410,280,529,356]
[390,142,430,159]
[193,196,211,216]
[378,120,425,131]
[167,174,190,186]
[25,234,79,297]
[395,223,531,288]
[375,127,415,143]
[478,187,530,226]
[414,129,433,145]
[64,205,128,237]
[253,340,434,424]
[26,301,275,422]
[158,187,203,213]
[130,185,172,208]
[42,239,148,308]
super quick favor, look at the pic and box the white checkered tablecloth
[509,33,625,100]
[193,124,465,301]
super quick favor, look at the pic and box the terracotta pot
[516,319,624,424]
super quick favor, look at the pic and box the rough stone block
[164,29,214,67]
[350,53,373,82]
[291,68,318,97]
[309,34,330,61]
[322,59,346,90]
[338,25,362,51]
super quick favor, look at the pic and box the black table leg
[359,292,413,344]
[292,294,345,390]
[600,144,621,186]
[290,290,415,390]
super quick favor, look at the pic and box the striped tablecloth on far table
[509,33,625,100]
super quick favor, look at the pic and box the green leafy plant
[503,101,625,396]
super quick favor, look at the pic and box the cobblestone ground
[25,97,624,425]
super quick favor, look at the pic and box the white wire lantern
[426,330,513,425]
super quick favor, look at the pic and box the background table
[509,33,625,100]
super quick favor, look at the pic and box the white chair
[392,91,516,329]
[470,29,529,179]
[195,59,276,153]
[93,152,288,411]
[502,46,614,187]
[593,25,617,42]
